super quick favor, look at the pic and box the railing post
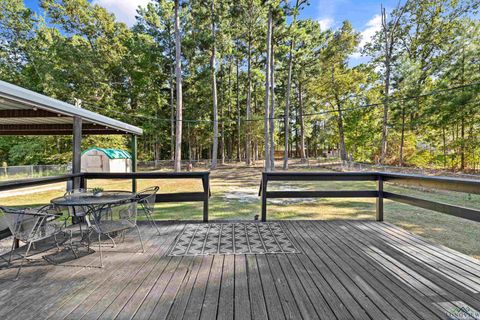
[376,174,384,221]
[261,172,267,222]
[79,174,86,190]
[202,173,209,222]
[131,135,137,193]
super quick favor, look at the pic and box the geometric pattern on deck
[168,223,300,256]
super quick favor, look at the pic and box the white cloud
[359,14,382,48]
[318,17,334,30]
[92,0,151,27]
[349,14,382,63]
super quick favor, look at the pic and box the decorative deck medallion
[168,223,300,256]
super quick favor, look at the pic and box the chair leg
[147,213,161,236]
[15,241,33,280]
[7,238,16,266]
[53,234,61,251]
[98,233,104,268]
[135,225,145,253]
[69,230,78,259]
[106,234,116,248]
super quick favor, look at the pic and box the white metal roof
[0,80,143,136]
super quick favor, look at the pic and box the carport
[0,80,143,190]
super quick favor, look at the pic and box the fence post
[202,173,209,222]
[376,174,384,221]
[261,172,268,222]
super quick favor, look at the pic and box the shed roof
[83,147,132,159]
[0,80,143,136]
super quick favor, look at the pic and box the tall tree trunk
[170,65,175,161]
[227,58,233,160]
[380,6,390,164]
[442,127,447,169]
[460,117,465,171]
[245,35,252,166]
[269,26,275,170]
[220,62,225,165]
[210,0,219,169]
[283,0,299,170]
[236,53,241,161]
[174,0,183,172]
[264,8,272,171]
[298,82,307,162]
[284,37,294,170]
[399,108,405,166]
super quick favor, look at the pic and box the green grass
[0,164,479,259]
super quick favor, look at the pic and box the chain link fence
[0,164,70,181]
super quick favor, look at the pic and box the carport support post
[72,116,82,190]
[131,134,137,192]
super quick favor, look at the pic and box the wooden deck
[0,220,479,320]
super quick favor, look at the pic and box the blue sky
[24,0,401,64]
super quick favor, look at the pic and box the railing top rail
[0,173,82,192]
[263,171,377,176]
[379,171,480,184]
[262,171,480,194]
[262,171,378,181]
[379,172,480,195]
[83,171,210,179]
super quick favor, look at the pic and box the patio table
[50,191,137,248]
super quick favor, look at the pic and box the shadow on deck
[0,220,479,320]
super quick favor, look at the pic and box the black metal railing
[81,171,210,222]
[0,171,211,239]
[259,171,480,222]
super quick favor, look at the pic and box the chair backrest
[136,186,159,215]
[88,199,138,233]
[0,205,60,242]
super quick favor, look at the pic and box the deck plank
[245,255,268,320]
[216,254,234,320]
[199,254,224,320]
[344,221,480,311]
[0,220,479,320]
[166,256,204,320]
[11,225,161,320]
[314,221,444,319]
[361,222,480,291]
[234,255,252,320]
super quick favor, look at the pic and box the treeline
[0,0,479,172]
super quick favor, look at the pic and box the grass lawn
[0,162,478,259]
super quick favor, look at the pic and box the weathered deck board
[0,220,479,320]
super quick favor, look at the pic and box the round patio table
[51,191,136,209]
[50,191,137,262]
[51,190,137,248]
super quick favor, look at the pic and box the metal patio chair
[134,186,160,235]
[0,205,65,280]
[88,199,144,268]
[63,188,90,235]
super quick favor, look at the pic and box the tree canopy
[0,0,479,172]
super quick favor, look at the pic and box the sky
[24,0,402,65]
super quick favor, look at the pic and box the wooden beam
[265,172,379,181]
[131,134,137,192]
[72,116,82,189]
[381,172,480,195]
[265,190,378,198]
[384,192,480,222]
[0,123,125,135]
[376,176,384,221]
[0,109,62,117]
